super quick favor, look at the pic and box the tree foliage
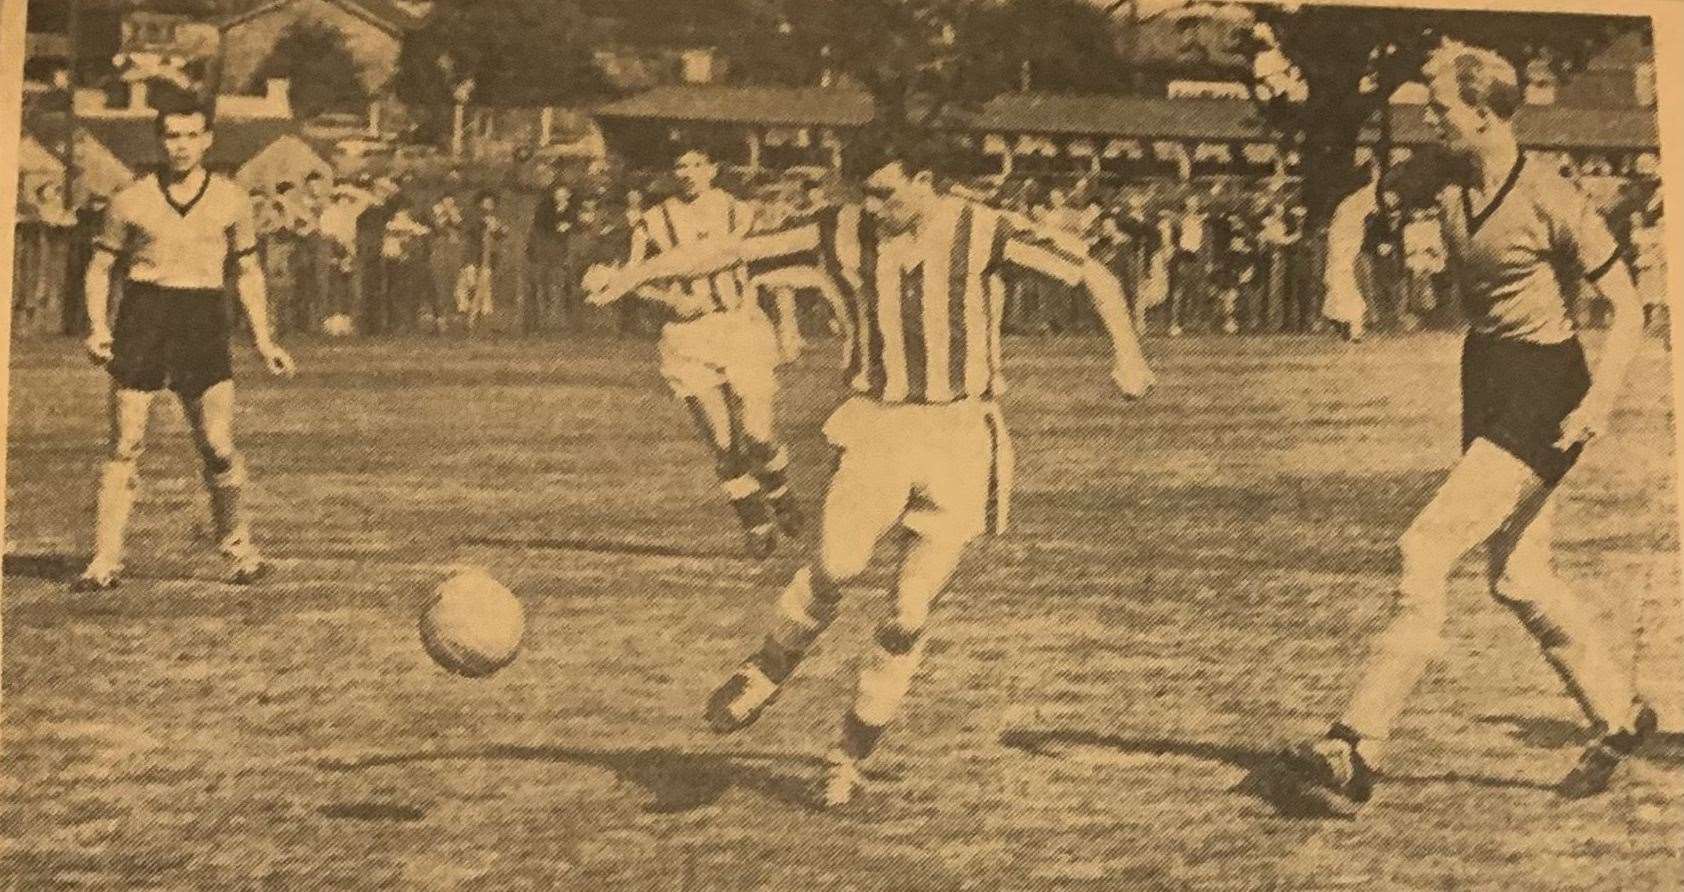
[393,0,611,110]
[1217,2,1644,221]
[250,20,368,118]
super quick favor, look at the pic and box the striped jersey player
[592,141,1155,807]
[603,147,801,558]
[74,94,296,590]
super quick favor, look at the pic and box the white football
[419,567,525,678]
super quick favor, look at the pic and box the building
[217,0,430,96]
[594,84,873,172]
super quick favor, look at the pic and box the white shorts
[822,397,1015,544]
[658,308,781,402]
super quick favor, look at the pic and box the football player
[74,93,296,590]
[591,136,1155,807]
[595,147,801,558]
[1276,40,1656,815]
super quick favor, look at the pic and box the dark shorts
[1461,332,1590,485]
[108,282,233,398]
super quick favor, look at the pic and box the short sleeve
[94,191,132,256]
[227,184,260,259]
[1541,175,1620,282]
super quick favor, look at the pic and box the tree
[394,0,610,111]
[712,0,1131,168]
[1208,3,1643,222]
[250,20,368,118]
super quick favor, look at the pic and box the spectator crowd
[11,156,1671,342]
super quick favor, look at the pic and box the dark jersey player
[74,94,297,591]
[1276,40,1656,815]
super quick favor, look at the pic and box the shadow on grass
[317,744,828,814]
[1000,728,1556,820]
[1474,714,1594,750]
[2,552,79,581]
[458,536,747,562]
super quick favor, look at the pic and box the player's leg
[724,327,803,538]
[821,404,1005,806]
[1488,492,1631,727]
[683,383,777,558]
[1282,439,1549,814]
[76,385,157,589]
[706,404,913,734]
[180,380,269,583]
[824,529,971,807]
[1486,492,1658,796]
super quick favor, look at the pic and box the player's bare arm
[232,252,296,377]
[83,249,117,364]
[1001,218,1154,398]
[1078,256,1155,399]
[1557,261,1643,449]
[587,226,819,305]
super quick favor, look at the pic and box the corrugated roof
[947,93,1657,151]
[942,94,1266,141]
[595,85,875,127]
[590,86,1656,151]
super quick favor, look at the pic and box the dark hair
[305,171,325,182]
[276,181,296,194]
[152,88,214,135]
[672,145,714,166]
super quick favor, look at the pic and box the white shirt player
[97,171,259,290]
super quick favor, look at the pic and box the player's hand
[258,342,297,378]
[84,329,114,365]
[583,264,626,306]
[1111,361,1155,400]
[1554,402,1608,451]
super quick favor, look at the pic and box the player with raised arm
[73,93,296,591]
[593,137,1155,808]
[1275,41,1656,815]
[595,147,802,559]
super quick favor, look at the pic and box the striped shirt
[1435,154,1621,344]
[96,171,258,290]
[630,189,756,320]
[749,196,1090,404]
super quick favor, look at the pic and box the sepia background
[3,0,1681,887]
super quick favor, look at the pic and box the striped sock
[720,470,774,537]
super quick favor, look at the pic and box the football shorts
[822,396,1015,544]
[1461,332,1590,485]
[658,307,780,402]
[108,282,233,398]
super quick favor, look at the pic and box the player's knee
[1490,570,1579,649]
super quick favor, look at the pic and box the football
[419,567,525,678]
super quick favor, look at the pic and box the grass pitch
[4,331,1681,890]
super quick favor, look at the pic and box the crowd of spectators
[11,157,1670,342]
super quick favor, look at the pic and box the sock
[719,465,773,538]
[92,460,139,569]
[838,710,886,762]
[747,441,798,516]
[204,454,254,554]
